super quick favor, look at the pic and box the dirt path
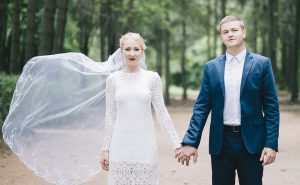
[1,99,300,185]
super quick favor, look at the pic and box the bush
[0,73,19,135]
[171,62,204,90]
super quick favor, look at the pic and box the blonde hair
[119,32,146,50]
[219,15,245,32]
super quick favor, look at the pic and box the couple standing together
[100,15,279,185]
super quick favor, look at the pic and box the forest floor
[1,92,300,185]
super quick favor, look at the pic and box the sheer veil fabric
[2,49,146,185]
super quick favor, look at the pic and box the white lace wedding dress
[102,70,181,185]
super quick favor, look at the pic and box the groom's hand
[260,147,276,166]
[175,145,198,166]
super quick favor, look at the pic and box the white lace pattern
[102,70,180,185]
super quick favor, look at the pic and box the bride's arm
[101,75,116,171]
[151,72,181,150]
[102,75,117,151]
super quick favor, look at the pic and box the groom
[176,15,279,185]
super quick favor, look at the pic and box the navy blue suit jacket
[182,51,280,155]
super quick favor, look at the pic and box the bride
[100,32,181,185]
[2,32,181,185]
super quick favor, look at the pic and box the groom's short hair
[219,15,245,32]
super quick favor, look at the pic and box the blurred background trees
[0,0,299,103]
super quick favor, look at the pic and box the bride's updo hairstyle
[119,32,147,50]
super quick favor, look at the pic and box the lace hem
[108,161,158,185]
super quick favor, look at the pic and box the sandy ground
[1,97,300,185]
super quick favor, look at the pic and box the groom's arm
[258,58,280,166]
[176,64,212,166]
[182,64,212,148]
[262,59,279,152]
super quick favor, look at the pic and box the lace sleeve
[151,73,181,149]
[102,75,116,151]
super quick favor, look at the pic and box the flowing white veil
[2,49,146,185]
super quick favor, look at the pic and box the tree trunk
[213,0,219,56]
[52,0,68,53]
[280,40,287,90]
[116,0,124,34]
[0,0,8,71]
[78,0,95,55]
[25,0,38,62]
[221,0,226,21]
[9,0,20,74]
[107,0,122,55]
[262,33,267,57]
[164,28,171,105]
[100,0,108,61]
[267,0,278,78]
[6,33,11,69]
[106,4,114,55]
[290,0,299,102]
[287,42,293,92]
[278,1,291,91]
[252,0,258,53]
[221,0,226,54]
[155,29,163,76]
[124,0,134,31]
[207,0,212,59]
[181,0,187,100]
[39,0,56,55]
[154,26,164,76]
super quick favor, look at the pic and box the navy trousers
[211,128,263,185]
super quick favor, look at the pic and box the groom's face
[220,21,246,49]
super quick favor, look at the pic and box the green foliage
[1,0,299,100]
[171,61,203,90]
[0,73,19,134]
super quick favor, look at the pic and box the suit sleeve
[182,64,212,149]
[262,59,280,151]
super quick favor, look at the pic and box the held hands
[175,146,182,156]
[260,147,277,166]
[100,150,109,171]
[175,145,198,166]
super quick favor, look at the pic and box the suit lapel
[215,56,226,97]
[240,52,254,95]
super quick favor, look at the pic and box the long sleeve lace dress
[102,70,181,185]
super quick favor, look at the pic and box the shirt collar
[226,48,247,63]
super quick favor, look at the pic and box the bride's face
[121,38,144,68]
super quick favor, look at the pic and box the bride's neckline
[120,69,145,74]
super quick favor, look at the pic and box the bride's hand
[174,146,182,157]
[100,150,109,171]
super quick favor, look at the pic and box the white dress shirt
[223,49,246,126]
